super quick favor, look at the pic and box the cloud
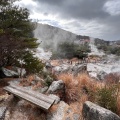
[34,0,109,20]
[104,0,120,15]
[16,0,120,40]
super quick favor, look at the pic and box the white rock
[2,67,18,77]
[47,101,69,120]
[47,80,65,94]
[83,101,120,120]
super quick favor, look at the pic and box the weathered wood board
[4,84,55,111]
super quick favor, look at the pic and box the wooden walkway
[4,83,55,111]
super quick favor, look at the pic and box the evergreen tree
[0,0,43,74]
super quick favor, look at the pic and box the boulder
[97,71,107,80]
[47,80,65,94]
[0,106,7,120]
[53,64,70,74]
[0,67,19,78]
[72,64,87,76]
[83,101,120,120]
[0,67,26,78]
[47,101,69,120]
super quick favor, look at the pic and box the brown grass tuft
[57,73,104,104]
[57,73,79,103]
[117,96,120,116]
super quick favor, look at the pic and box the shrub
[96,85,118,113]
[44,75,53,87]
[52,42,90,59]
[42,71,57,87]
[22,52,44,74]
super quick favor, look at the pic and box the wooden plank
[9,83,55,104]
[4,86,51,110]
[4,86,53,111]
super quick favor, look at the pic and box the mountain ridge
[34,23,120,50]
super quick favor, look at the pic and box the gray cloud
[34,0,109,20]
[25,0,120,40]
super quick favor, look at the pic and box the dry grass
[57,73,98,104]
[117,97,120,116]
[78,94,88,114]
[57,73,79,103]
[57,73,105,115]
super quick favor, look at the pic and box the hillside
[34,23,77,50]
[33,23,120,61]
[34,23,120,51]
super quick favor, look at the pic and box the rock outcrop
[83,101,120,120]
[47,101,69,120]
[0,106,7,120]
[0,67,18,78]
[87,62,120,80]
[72,63,87,76]
[0,67,26,78]
[52,64,71,74]
[47,80,65,94]
[47,101,80,120]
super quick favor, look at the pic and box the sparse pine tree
[0,0,43,74]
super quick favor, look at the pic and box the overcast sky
[16,0,120,40]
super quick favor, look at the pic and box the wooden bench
[4,83,55,111]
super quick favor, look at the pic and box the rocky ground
[0,61,120,120]
[0,41,120,120]
[0,77,81,120]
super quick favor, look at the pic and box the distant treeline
[95,38,120,56]
[51,42,91,59]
